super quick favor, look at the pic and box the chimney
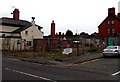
[13,8,19,20]
[31,17,35,25]
[118,1,120,13]
[108,7,115,16]
[59,32,61,35]
[118,13,120,18]
[51,20,55,39]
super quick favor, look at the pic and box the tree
[80,32,89,36]
[65,30,73,36]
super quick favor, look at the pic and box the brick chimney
[108,7,115,16]
[13,8,19,20]
[51,20,55,39]
[118,13,120,18]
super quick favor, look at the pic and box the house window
[108,28,110,33]
[112,20,114,24]
[108,21,110,25]
[112,28,114,33]
[27,41,32,46]
[2,34,5,37]
[25,31,28,35]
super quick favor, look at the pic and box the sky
[0,0,120,35]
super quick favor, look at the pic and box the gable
[21,25,41,33]
[98,15,120,28]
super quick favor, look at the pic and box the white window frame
[108,21,110,25]
[112,28,114,33]
[112,20,114,24]
[108,28,110,33]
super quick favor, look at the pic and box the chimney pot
[32,17,35,20]
[31,17,35,25]
[59,32,61,35]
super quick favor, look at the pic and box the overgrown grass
[2,46,102,61]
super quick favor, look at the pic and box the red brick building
[98,7,120,38]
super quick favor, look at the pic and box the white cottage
[0,9,43,50]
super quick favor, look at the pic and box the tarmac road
[2,56,120,81]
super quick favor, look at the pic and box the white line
[5,68,57,82]
[111,71,120,76]
[7,58,19,61]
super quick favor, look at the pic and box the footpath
[3,52,103,66]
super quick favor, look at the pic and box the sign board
[62,48,72,55]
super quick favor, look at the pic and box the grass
[2,46,103,61]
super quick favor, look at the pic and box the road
[2,56,120,81]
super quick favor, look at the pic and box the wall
[99,17,120,38]
[21,25,43,41]
[34,39,69,51]
[2,38,22,50]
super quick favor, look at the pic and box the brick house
[98,7,120,38]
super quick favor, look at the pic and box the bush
[87,47,97,52]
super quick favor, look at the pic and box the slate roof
[12,24,43,33]
[0,17,43,33]
[0,17,32,33]
[0,17,32,27]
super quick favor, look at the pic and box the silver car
[103,46,120,57]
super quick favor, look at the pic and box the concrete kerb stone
[4,52,103,66]
[63,53,103,64]
[19,53,103,66]
[19,58,65,66]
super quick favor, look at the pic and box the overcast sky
[0,0,120,35]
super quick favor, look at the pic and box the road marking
[61,59,100,67]
[7,58,19,61]
[31,62,43,66]
[111,71,120,76]
[5,68,57,82]
[80,59,100,64]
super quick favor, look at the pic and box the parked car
[103,46,120,57]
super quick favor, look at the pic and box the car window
[106,46,117,49]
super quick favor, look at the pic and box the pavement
[3,52,103,66]
[63,53,103,64]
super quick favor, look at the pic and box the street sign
[62,48,72,55]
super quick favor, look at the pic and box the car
[103,46,120,57]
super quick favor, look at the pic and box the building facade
[98,7,120,38]
[0,8,43,50]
